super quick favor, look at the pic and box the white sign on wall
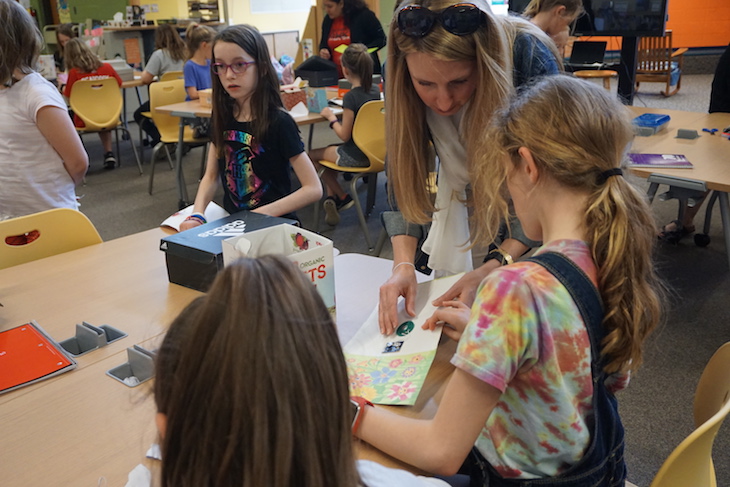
[250,0,310,14]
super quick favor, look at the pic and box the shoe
[658,219,695,244]
[103,152,116,170]
[335,194,354,211]
[323,197,340,226]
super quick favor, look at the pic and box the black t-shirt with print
[217,109,304,214]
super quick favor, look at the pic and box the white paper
[124,464,151,487]
[160,202,229,231]
[287,102,309,119]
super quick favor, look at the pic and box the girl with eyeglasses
[179,25,321,231]
[358,75,666,487]
[379,0,560,334]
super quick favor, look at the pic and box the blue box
[633,113,670,136]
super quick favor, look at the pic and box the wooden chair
[635,30,688,97]
[147,79,209,195]
[0,208,102,270]
[69,77,143,174]
[626,341,730,487]
[314,100,385,250]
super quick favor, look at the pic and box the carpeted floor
[77,73,729,486]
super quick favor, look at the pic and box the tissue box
[198,89,213,108]
[280,88,306,111]
[160,211,296,292]
[306,87,328,112]
[222,224,335,316]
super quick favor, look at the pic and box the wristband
[185,212,207,225]
[392,261,416,273]
[329,120,337,129]
[484,248,513,266]
[350,396,374,435]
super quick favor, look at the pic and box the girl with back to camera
[379,0,561,334]
[154,255,450,487]
[179,25,321,231]
[356,75,666,486]
[63,37,123,170]
[522,0,583,43]
[0,0,87,220]
[183,23,215,101]
[309,43,381,226]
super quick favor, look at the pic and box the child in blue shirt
[183,23,214,101]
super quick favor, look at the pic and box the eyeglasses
[211,61,256,76]
[397,3,486,38]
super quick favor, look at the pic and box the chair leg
[164,144,174,170]
[149,142,163,194]
[374,227,388,256]
[121,126,143,175]
[114,129,121,167]
[366,172,378,216]
[312,166,326,232]
[349,174,373,250]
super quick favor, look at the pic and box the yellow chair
[69,77,143,174]
[147,79,209,195]
[159,70,184,81]
[635,30,688,97]
[0,208,102,270]
[626,341,730,487]
[315,100,385,250]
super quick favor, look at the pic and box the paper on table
[160,202,229,231]
[344,273,463,406]
[288,101,309,118]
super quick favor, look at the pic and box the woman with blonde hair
[379,0,561,334]
[358,75,666,487]
[522,0,583,39]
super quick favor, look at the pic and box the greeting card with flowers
[343,273,462,405]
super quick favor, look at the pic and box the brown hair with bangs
[0,0,43,86]
[155,24,186,63]
[64,38,102,73]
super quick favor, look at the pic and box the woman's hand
[179,219,204,232]
[378,264,417,336]
[319,48,331,60]
[422,300,471,341]
[431,265,495,308]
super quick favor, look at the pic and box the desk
[628,107,730,267]
[0,232,454,485]
[156,98,338,209]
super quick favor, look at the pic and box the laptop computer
[566,41,607,70]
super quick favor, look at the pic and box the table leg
[308,125,314,151]
[175,120,188,208]
[719,192,730,270]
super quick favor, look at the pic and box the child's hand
[180,219,203,231]
[320,107,333,119]
[422,300,471,341]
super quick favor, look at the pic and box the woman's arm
[252,151,322,217]
[36,105,88,184]
[180,143,219,231]
[357,367,501,475]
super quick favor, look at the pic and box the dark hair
[340,0,369,25]
[210,24,284,159]
[154,255,361,487]
[341,43,373,92]
[155,24,186,63]
[0,0,42,86]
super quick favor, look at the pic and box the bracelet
[329,120,337,129]
[392,261,416,273]
[185,212,207,225]
[485,248,513,266]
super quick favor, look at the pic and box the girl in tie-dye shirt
[354,75,665,486]
[180,25,321,231]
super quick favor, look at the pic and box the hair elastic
[597,168,623,184]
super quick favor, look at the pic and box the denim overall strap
[471,251,626,487]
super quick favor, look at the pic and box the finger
[442,326,461,342]
[432,285,460,307]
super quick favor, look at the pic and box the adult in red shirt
[319,0,386,77]
[63,38,123,170]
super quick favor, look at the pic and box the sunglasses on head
[397,3,486,38]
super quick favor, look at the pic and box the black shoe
[103,152,116,170]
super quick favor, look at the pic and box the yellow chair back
[69,77,123,131]
[352,100,385,173]
[159,70,184,81]
[150,79,192,143]
[0,209,102,270]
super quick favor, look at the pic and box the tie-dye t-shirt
[452,239,628,479]
[217,110,304,214]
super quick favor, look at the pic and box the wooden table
[0,232,454,485]
[156,96,340,209]
[628,106,730,266]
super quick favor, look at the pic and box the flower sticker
[370,367,396,384]
[291,232,309,250]
[387,381,416,401]
[401,366,416,378]
[389,358,403,368]
[410,354,424,364]
[349,372,372,390]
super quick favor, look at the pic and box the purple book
[628,153,693,168]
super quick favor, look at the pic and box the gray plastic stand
[106,345,156,387]
[59,322,127,356]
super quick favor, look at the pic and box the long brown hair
[0,0,42,86]
[64,38,102,73]
[155,24,186,63]
[472,75,665,374]
[342,43,374,92]
[154,255,361,487]
[210,24,285,159]
[185,23,215,58]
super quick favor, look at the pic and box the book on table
[628,153,693,168]
[0,321,76,395]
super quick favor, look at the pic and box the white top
[144,49,185,77]
[356,460,451,486]
[0,72,78,220]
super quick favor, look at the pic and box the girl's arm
[357,367,501,476]
[322,106,354,142]
[186,86,200,100]
[36,105,88,184]
[252,151,322,217]
[180,143,219,231]
[140,70,155,85]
